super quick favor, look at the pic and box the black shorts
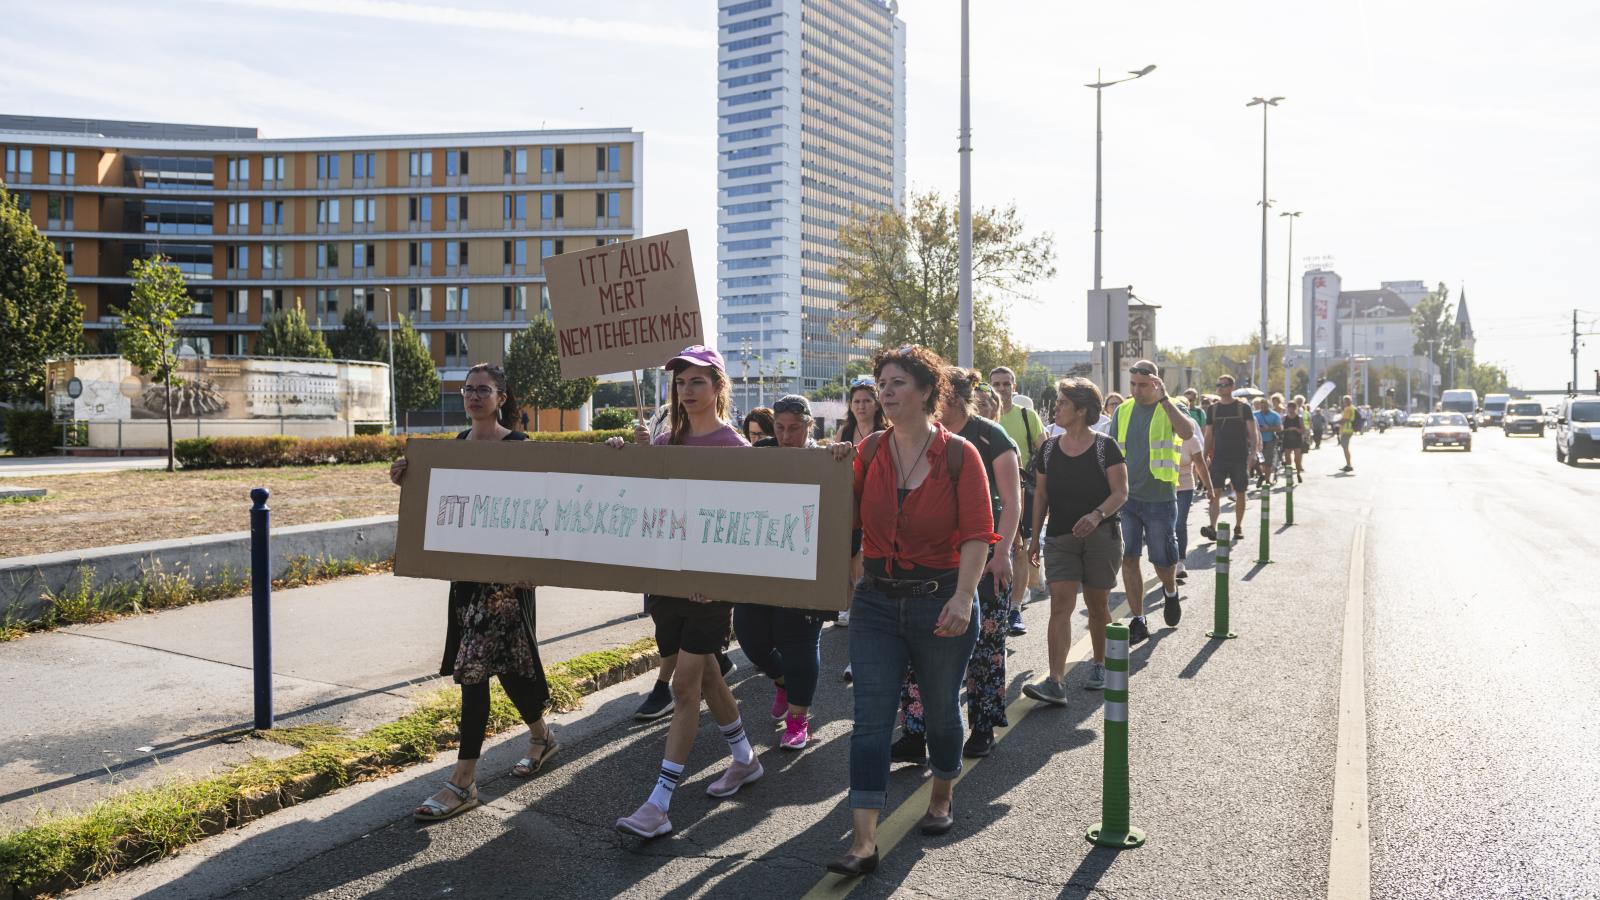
[647,595,733,657]
[1209,457,1251,493]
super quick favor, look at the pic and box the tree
[807,359,874,401]
[118,256,190,471]
[1410,282,1460,363]
[257,305,332,359]
[832,191,1055,369]
[391,316,438,428]
[325,306,384,361]
[504,317,596,430]
[1468,361,1509,397]
[0,182,82,403]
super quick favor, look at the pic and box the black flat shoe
[918,810,955,836]
[826,849,879,876]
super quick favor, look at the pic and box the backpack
[859,429,968,484]
[1037,433,1117,524]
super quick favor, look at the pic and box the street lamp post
[380,287,397,433]
[1280,210,1301,399]
[958,0,973,368]
[1247,96,1284,394]
[1088,64,1156,390]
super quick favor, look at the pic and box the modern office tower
[0,114,640,414]
[715,0,906,409]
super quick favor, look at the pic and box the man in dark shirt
[1201,374,1259,544]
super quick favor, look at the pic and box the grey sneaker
[1022,678,1070,706]
[1085,662,1106,691]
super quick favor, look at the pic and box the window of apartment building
[406,286,429,317]
[353,243,375,269]
[316,288,338,320]
[504,147,528,175]
[408,240,434,268]
[502,193,527,221]
[445,195,468,221]
[408,195,433,222]
[445,150,470,176]
[503,285,527,314]
[227,156,251,183]
[316,154,340,180]
[262,155,286,182]
[56,240,74,267]
[594,191,621,219]
[595,145,621,173]
[14,193,28,212]
[316,198,342,225]
[262,244,285,272]
[445,331,469,365]
[4,146,34,178]
[539,239,564,261]
[503,239,527,267]
[445,286,470,314]
[409,151,433,178]
[352,197,376,224]
[445,240,469,267]
[316,243,341,269]
[540,193,563,219]
[539,284,551,315]
[227,202,250,227]
[261,289,282,313]
[227,245,250,271]
[46,194,74,222]
[352,152,375,180]
[48,149,75,178]
[261,200,284,226]
[226,289,249,317]
[352,287,375,315]
[724,0,773,15]
[540,147,564,174]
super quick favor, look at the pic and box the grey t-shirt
[1123,402,1176,502]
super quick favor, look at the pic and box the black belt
[869,572,958,598]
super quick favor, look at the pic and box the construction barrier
[1257,476,1272,565]
[1087,621,1146,848]
[1208,522,1236,639]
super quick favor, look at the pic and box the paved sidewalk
[0,573,651,825]
[0,455,169,478]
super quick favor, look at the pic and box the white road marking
[1328,521,1371,900]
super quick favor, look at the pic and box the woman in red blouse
[826,346,998,877]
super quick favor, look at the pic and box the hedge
[591,407,633,430]
[4,409,57,457]
[174,429,633,468]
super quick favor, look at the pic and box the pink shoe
[780,713,810,750]
[705,757,764,798]
[770,685,789,721]
[615,801,672,838]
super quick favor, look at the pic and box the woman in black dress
[390,363,555,821]
[1282,399,1307,482]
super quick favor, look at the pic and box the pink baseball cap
[665,345,727,374]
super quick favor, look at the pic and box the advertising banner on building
[394,438,854,611]
[45,356,390,422]
[543,229,704,380]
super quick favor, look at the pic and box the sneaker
[780,713,810,750]
[1127,616,1150,645]
[633,681,673,721]
[705,756,764,798]
[770,685,789,721]
[1163,590,1182,627]
[835,609,851,627]
[1199,524,1217,542]
[1008,608,1027,636]
[1176,563,1188,581]
[717,651,736,678]
[1022,678,1070,706]
[615,801,672,838]
[1233,527,1245,544]
[962,729,994,758]
[889,731,927,765]
[1085,662,1106,691]
[841,663,853,683]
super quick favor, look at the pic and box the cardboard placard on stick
[394,438,854,611]
[543,229,704,380]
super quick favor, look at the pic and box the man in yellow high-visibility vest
[1113,360,1197,645]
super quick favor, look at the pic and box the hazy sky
[5,0,1596,388]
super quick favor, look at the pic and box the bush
[174,437,218,468]
[526,429,631,443]
[173,431,627,468]
[354,423,388,436]
[4,409,58,456]
[591,408,633,430]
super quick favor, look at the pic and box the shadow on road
[1177,636,1226,680]
[1058,845,1124,899]
[1240,562,1270,582]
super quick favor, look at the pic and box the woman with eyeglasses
[607,346,760,840]
[741,406,774,444]
[836,377,886,446]
[827,345,997,877]
[892,367,1021,762]
[390,363,555,822]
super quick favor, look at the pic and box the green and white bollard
[1284,462,1295,525]
[1208,521,1236,639]
[1257,472,1272,565]
[1087,621,1146,848]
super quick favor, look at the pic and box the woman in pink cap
[608,345,760,839]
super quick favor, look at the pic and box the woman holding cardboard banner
[605,345,762,840]
[390,363,556,823]
[828,346,998,877]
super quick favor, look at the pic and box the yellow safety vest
[1114,401,1181,486]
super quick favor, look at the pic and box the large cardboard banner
[395,438,854,611]
[543,229,705,380]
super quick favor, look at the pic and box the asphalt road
[72,428,1600,899]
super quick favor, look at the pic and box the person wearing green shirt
[990,366,1046,635]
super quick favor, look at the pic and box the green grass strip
[0,636,658,894]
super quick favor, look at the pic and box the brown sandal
[512,730,558,777]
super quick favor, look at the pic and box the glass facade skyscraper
[716,0,906,407]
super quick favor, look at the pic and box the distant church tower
[1451,288,1475,387]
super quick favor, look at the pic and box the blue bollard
[250,488,273,730]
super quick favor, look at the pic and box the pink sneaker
[770,685,789,720]
[705,756,764,798]
[615,801,672,838]
[780,713,810,750]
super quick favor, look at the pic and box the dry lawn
[0,463,399,558]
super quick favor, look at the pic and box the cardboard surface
[543,229,704,380]
[395,438,854,611]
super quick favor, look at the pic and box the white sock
[720,717,754,765]
[648,759,684,812]
[1165,587,1178,598]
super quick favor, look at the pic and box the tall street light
[1247,95,1284,390]
[380,287,398,433]
[1088,63,1156,389]
[1280,209,1301,400]
[958,0,973,367]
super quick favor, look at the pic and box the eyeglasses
[850,376,876,387]
[1215,382,1231,388]
[460,386,500,398]
[773,397,808,415]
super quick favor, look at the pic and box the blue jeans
[848,578,980,810]
[1176,489,1194,562]
[1120,497,1180,568]
[732,604,824,707]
